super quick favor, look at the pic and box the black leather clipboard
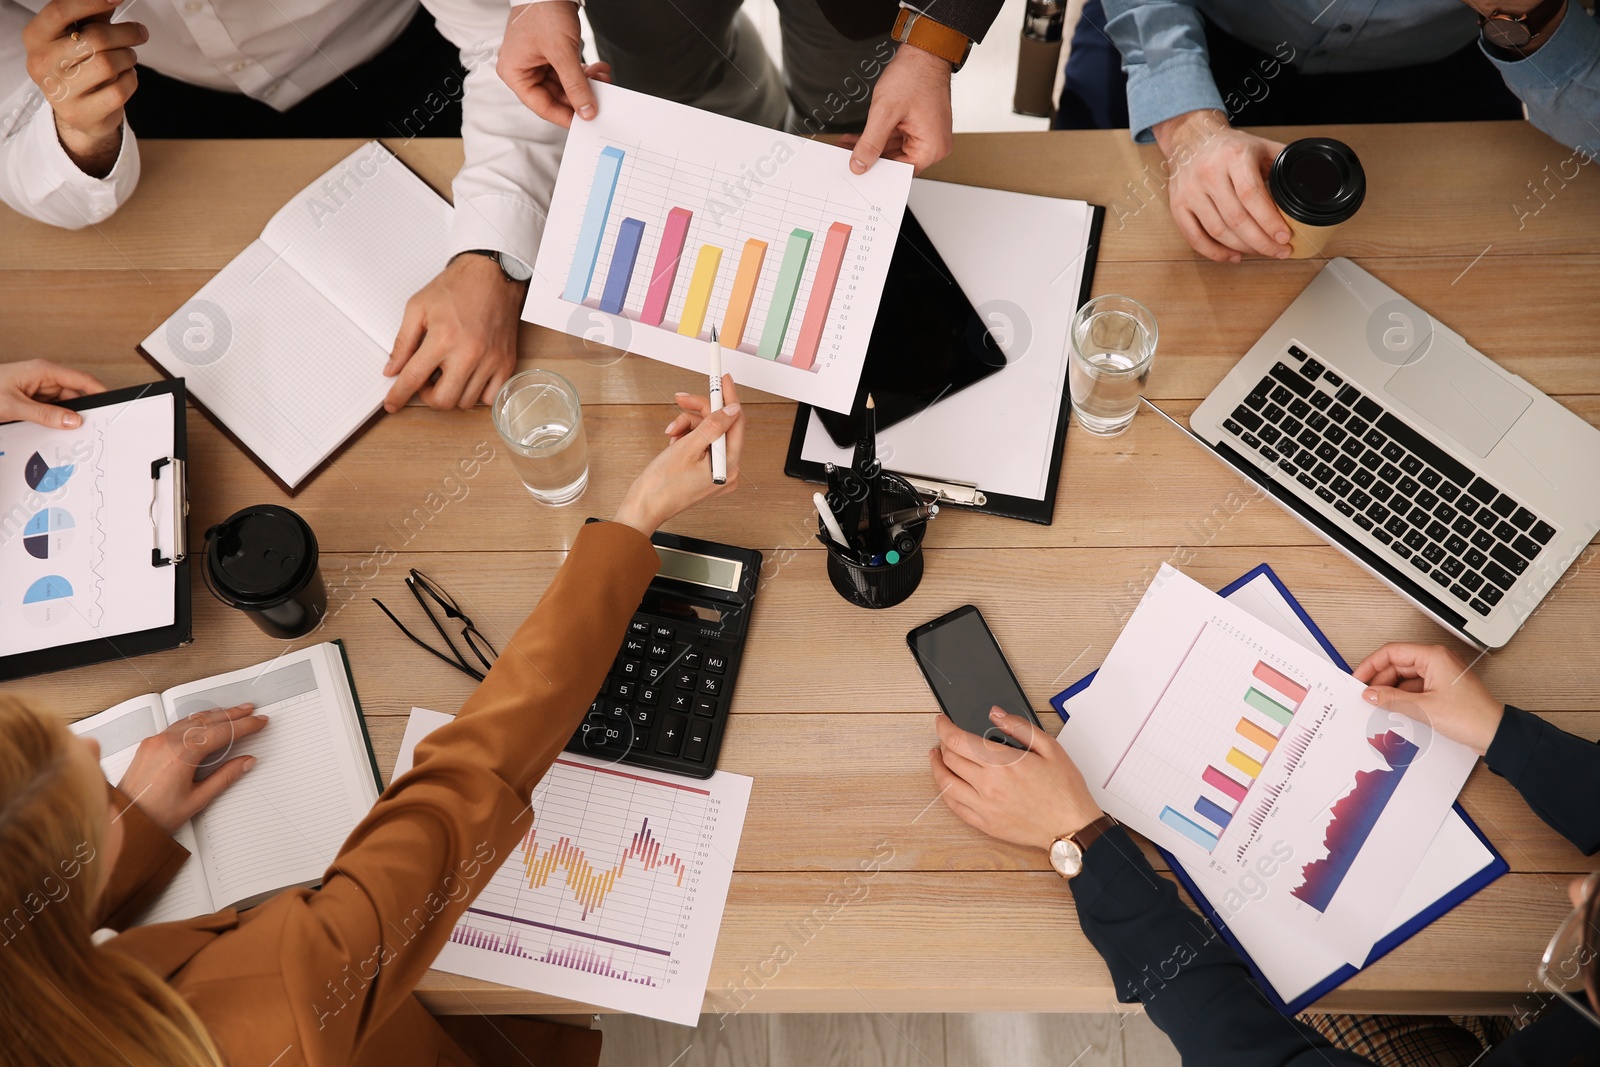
[0,379,192,680]
[785,203,1104,525]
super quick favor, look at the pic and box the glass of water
[491,370,590,506]
[1068,295,1158,437]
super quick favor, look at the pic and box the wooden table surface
[4,121,1598,1017]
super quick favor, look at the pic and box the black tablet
[814,208,1010,448]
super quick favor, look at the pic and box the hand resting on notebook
[0,359,105,429]
[381,252,523,413]
[112,702,270,835]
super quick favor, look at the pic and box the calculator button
[638,686,659,706]
[624,636,647,656]
[669,692,692,713]
[705,654,727,675]
[629,620,651,635]
[604,703,629,722]
[588,699,602,716]
[630,707,654,727]
[701,676,722,696]
[652,625,675,641]
[674,670,697,689]
[648,642,672,660]
[644,664,667,683]
[620,660,642,679]
[656,715,687,757]
[683,722,711,763]
[682,650,702,669]
[612,680,636,701]
[693,696,718,718]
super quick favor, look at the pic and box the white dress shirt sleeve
[0,1,140,229]
[422,0,567,273]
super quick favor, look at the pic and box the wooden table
[5,121,1598,1017]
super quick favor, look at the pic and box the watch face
[1049,838,1084,878]
[1483,18,1533,48]
[498,253,534,282]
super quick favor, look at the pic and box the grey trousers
[583,0,897,135]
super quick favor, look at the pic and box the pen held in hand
[708,328,727,485]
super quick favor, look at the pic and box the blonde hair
[0,697,223,1067]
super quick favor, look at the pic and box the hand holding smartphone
[908,605,1041,750]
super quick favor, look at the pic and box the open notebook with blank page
[71,641,382,923]
[138,141,451,492]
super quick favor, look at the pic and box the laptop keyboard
[1219,345,1557,619]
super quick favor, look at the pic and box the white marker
[814,492,849,548]
[708,327,727,485]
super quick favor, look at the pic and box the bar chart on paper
[524,84,912,413]
[394,710,753,1025]
[1104,623,1323,862]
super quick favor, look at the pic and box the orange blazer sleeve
[95,785,192,931]
[275,520,659,1062]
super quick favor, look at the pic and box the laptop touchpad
[1384,340,1532,458]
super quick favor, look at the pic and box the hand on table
[22,0,145,177]
[929,709,1103,851]
[383,253,523,413]
[1354,642,1505,756]
[499,1,613,126]
[612,377,745,536]
[116,704,269,834]
[1151,109,1290,263]
[839,44,953,175]
[0,359,105,428]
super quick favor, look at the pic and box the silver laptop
[1189,257,1600,649]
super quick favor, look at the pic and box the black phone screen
[909,606,1039,749]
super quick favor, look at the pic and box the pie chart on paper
[22,508,75,560]
[24,452,75,493]
[22,575,74,626]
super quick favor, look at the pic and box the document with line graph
[1059,565,1478,965]
[394,707,754,1025]
[524,82,911,413]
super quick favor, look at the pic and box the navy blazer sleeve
[1485,705,1600,856]
[1068,827,1375,1067]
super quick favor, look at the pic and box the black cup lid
[203,505,318,608]
[1269,138,1366,227]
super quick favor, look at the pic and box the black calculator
[567,524,762,779]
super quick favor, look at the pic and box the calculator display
[655,545,742,592]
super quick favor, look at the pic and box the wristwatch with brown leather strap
[1478,0,1567,58]
[1048,814,1118,880]
[891,7,973,72]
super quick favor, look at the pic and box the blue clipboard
[1050,563,1508,1015]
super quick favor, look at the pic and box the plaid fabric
[1297,1014,1521,1067]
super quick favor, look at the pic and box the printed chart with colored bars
[524,83,911,413]
[428,747,752,1025]
[1104,620,1429,921]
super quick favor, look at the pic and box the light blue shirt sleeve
[1103,0,1227,144]
[1486,5,1600,156]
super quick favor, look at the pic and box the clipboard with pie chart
[1,380,191,680]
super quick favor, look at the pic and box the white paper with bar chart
[523,83,912,413]
[1057,567,1478,965]
[393,708,753,1025]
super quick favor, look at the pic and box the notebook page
[140,241,391,489]
[160,645,377,910]
[261,140,453,349]
[71,698,214,922]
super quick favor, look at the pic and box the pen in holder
[821,471,927,610]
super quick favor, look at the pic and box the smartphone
[907,605,1041,749]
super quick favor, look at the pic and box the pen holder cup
[822,473,928,610]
